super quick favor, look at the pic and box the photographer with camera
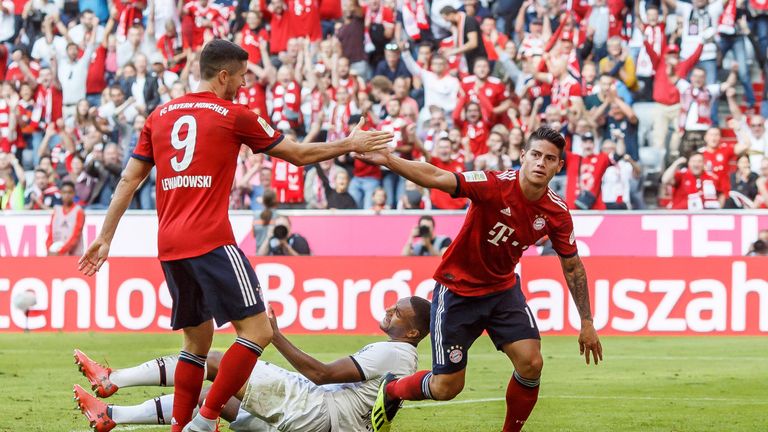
[257,215,311,256]
[402,215,452,256]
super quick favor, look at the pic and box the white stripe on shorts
[223,245,254,307]
[227,245,258,306]
[524,306,535,328]
[434,285,448,365]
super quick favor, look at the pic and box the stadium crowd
[1,0,768,212]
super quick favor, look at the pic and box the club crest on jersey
[448,345,464,363]
[462,171,487,182]
[533,217,546,230]
[258,116,276,137]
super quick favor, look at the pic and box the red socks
[199,337,263,420]
[171,351,207,432]
[385,370,433,401]
[502,371,540,432]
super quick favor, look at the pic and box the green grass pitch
[0,333,766,432]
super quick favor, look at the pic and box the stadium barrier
[0,257,765,335]
[1,210,767,257]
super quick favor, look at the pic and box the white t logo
[488,222,518,246]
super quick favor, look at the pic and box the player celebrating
[78,39,392,432]
[358,127,603,432]
[73,297,431,432]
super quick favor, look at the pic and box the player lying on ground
[73,297,431,432]
[77,39,393,432]
[357,126,604,432]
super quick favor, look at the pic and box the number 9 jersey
[132,91,284,261]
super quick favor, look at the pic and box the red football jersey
[669,169,722,210]
[133,91,283,260]
[701,146,735,192]
[435,170,577,296]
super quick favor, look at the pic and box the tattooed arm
[560,254,603,365]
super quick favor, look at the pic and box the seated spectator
[600,138,641,209]
[45,181,85,256]
[64,155,95,205]
[85,142,123,209]
[676,66,737,157]
[599,36,637,92]
[662,153,725,209]
[0,153,26,210]
[402,215,452,256]
[258,215,311,256]
[373,43,411,82]
[398,180,430,209]
[370,187,389,212]
[724,155,759,209]
[474,128,513,171]
[416,136,467,210]
[24,168,61,210]
[315,164,357,209]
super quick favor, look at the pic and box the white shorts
[229,362,331,432]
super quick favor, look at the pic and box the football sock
[110,355,180,388]
[198,337,262,421]
[385,370,433,401]
[171,351,207,432]
[111,394,176,424]
[502,370,540,432]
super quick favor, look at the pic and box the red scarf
[719,0,737,35]
[402,0,429,40]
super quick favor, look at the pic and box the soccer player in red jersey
[360,127,603,432]
[77,39,392,432]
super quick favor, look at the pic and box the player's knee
[429,378,464,401]
[517,353,544,378]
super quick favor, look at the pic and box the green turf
[0,333,765,432]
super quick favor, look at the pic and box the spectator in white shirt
[67,9,105,48]
[117,25,156,68]
[0,0,14,43]
[400,44,460,124]
[58,34,96,118]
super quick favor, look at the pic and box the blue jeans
[696,59,719,124]
[382,171,404,209]
[719,35,755,108]
[349,176,380,209]
[751,15,768,60]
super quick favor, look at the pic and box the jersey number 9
[171,115,197,172]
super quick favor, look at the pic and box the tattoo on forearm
[565,260,592,321]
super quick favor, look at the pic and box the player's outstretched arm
[266,117,393,166]
[78,159,153,277]
[267,307,366,385]
[355,150,458,194]
[559,254,603,366]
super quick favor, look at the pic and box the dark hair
[409,296,431,340]
[418,215,435,226]
[200,39,249,80]
[752,240,767,255]
[60,180,75,190]
[525,126,566,158]
[440,5,457,15]
[692,66,707,75]
[646,3,660,11]
[34,168,47,176]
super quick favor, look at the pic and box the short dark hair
[440,5,457,15]
[525,126,566,157]
[418,215,435,226]
[200,39,249,80]
[61,180,75,190]
[34,168,47,176]
[409,296,431,339]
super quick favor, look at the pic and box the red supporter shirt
[287,0,322,41]
[5,61,40,89]
[461,75,507,109]
[564,151,612,210]
[701,146,735,192]
[237,82,268,118]
[86,46,107,95]
[429,157,467,209]
[132,91,284,260]
[669,169,722,210]
[241,26,269,66]
[435,170,577,296]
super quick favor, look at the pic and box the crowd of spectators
[1,0,768,212]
